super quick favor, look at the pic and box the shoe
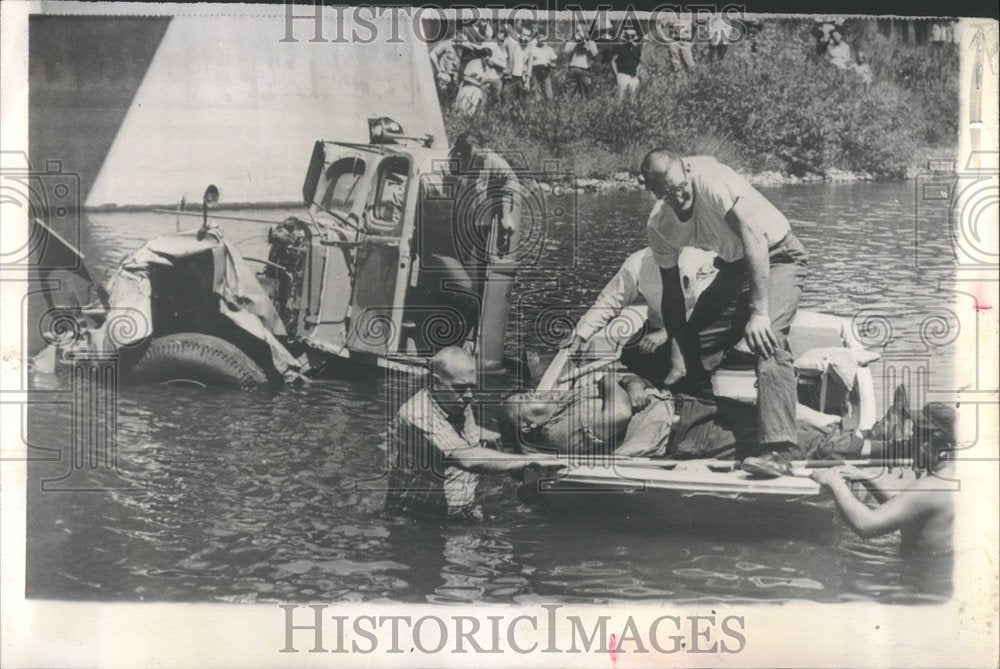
[741,451,793,479]
[865,384,912,442]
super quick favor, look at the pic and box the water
[27,181,957,604]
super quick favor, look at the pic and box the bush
[442,19,958,180]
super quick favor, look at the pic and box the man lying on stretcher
[500,372,674,458]
[501,376,913,464]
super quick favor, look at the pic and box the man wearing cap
[811,402,957,556]
[640,149,808,455]
[386,347,565,520]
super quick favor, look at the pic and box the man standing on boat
[640,149,808,452]
[385,347,564,520]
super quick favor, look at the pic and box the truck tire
[127,333,268,389]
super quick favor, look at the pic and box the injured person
[500,372,676,458]
[501,377,915,464]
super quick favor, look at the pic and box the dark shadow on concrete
[29,16,172,203]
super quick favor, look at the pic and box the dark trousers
[567,67,592,97]
[666,394,864,461]
[533,68,554,100]
[501,76,524,103]
[414,253,480,350]
[659,232,808,445]
[620,324,673,380]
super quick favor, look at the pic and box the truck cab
[259,121,519,375]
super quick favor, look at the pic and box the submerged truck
[35,120,530,388]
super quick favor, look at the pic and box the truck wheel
[127,333,268,389]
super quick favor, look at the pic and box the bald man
[385,346,563,520]
[640,149,808,452]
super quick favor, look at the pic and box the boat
[526,301,887,533]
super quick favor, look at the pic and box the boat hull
[537,462,839,537]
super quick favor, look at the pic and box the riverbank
[532,152,951,193]
[445,20,959,186]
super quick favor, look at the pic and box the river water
[27,180,958,604]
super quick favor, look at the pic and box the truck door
[300,146,373,354]
[343,155,413,355]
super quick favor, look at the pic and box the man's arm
[726,199,778,358]
[571,263,639,344]
[563,40,577,55]
[617,373,654,412]
[610,51,619,75]
[814,472,932,538]
[838,465,901,504]
[447,445,558,474]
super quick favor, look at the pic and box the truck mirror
[203,184,219,209]
[199,184,220,239]
[302,141,325,206]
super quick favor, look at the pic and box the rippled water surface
[27,181,957,604]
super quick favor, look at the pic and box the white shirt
[430,39,459,79]
[526,43,558,70]
[460,58,488,87]
[574,248,664,341]
[826,41,852,70]
[485,41,506,77]
[504,36,526,77]
[646,156,790,268]
[564,39,598,69]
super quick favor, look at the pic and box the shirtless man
[811,402,956,555]
[501,373,672,457]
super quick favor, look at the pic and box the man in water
[811,402,956,556]
[641,149,808,454]
[414,131,519,348]
[385,347,564,520]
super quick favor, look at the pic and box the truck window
[369,157,409,231]
[320,157,366,212]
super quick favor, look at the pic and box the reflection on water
[27,181,955,604]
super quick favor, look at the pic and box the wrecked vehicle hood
[96,230,299,376]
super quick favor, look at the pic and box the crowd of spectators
[429,16,957,116]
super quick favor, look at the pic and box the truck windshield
[320,157,366,213]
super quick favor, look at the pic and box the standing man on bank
[563,25,599,97]
[640,149,808,451]
[610,27,643,98]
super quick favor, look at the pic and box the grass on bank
[444,21,959,181]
